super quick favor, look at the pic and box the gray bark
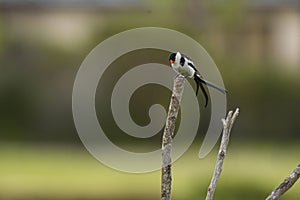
[266,164,300,200]
[161,75,185,200]
[205,108,240,200]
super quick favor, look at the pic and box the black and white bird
[169,51,228,107]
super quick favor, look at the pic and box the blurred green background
[0,0,300,199]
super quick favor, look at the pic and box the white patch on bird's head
[175,52,181,64]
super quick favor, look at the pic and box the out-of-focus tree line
[0,0,300,144]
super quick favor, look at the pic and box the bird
[169,51,228,107]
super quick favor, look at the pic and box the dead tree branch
[161,75,185,200]
[205,108,240,200]
[266,163,300,200]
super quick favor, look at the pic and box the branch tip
[205,108,240,200]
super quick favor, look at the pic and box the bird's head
[169,52,177,64]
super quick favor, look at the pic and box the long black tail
[194,74,228,107]
[194,74,209,107]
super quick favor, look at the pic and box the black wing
[181,53,193,62]
[187,62,198,73]
[180,56,185,66]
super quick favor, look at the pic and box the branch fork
[205,108,239,200]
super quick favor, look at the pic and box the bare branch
[266,164,300,200]
[161,75,185,200]
[205,108,240,200]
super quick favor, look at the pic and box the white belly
[172,63,194,78]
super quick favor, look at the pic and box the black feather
[194,74,209,107]
[169,53,176,62]
[180,57,185,66]
[187,62,198,72]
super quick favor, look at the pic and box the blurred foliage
[0,0,300,199]
[0,0,299,143]
[210,0,246,30]
[0,143,299,199]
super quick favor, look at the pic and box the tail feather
[199,78,228,94]
[194,74,228,107]
[194,75,208,107]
